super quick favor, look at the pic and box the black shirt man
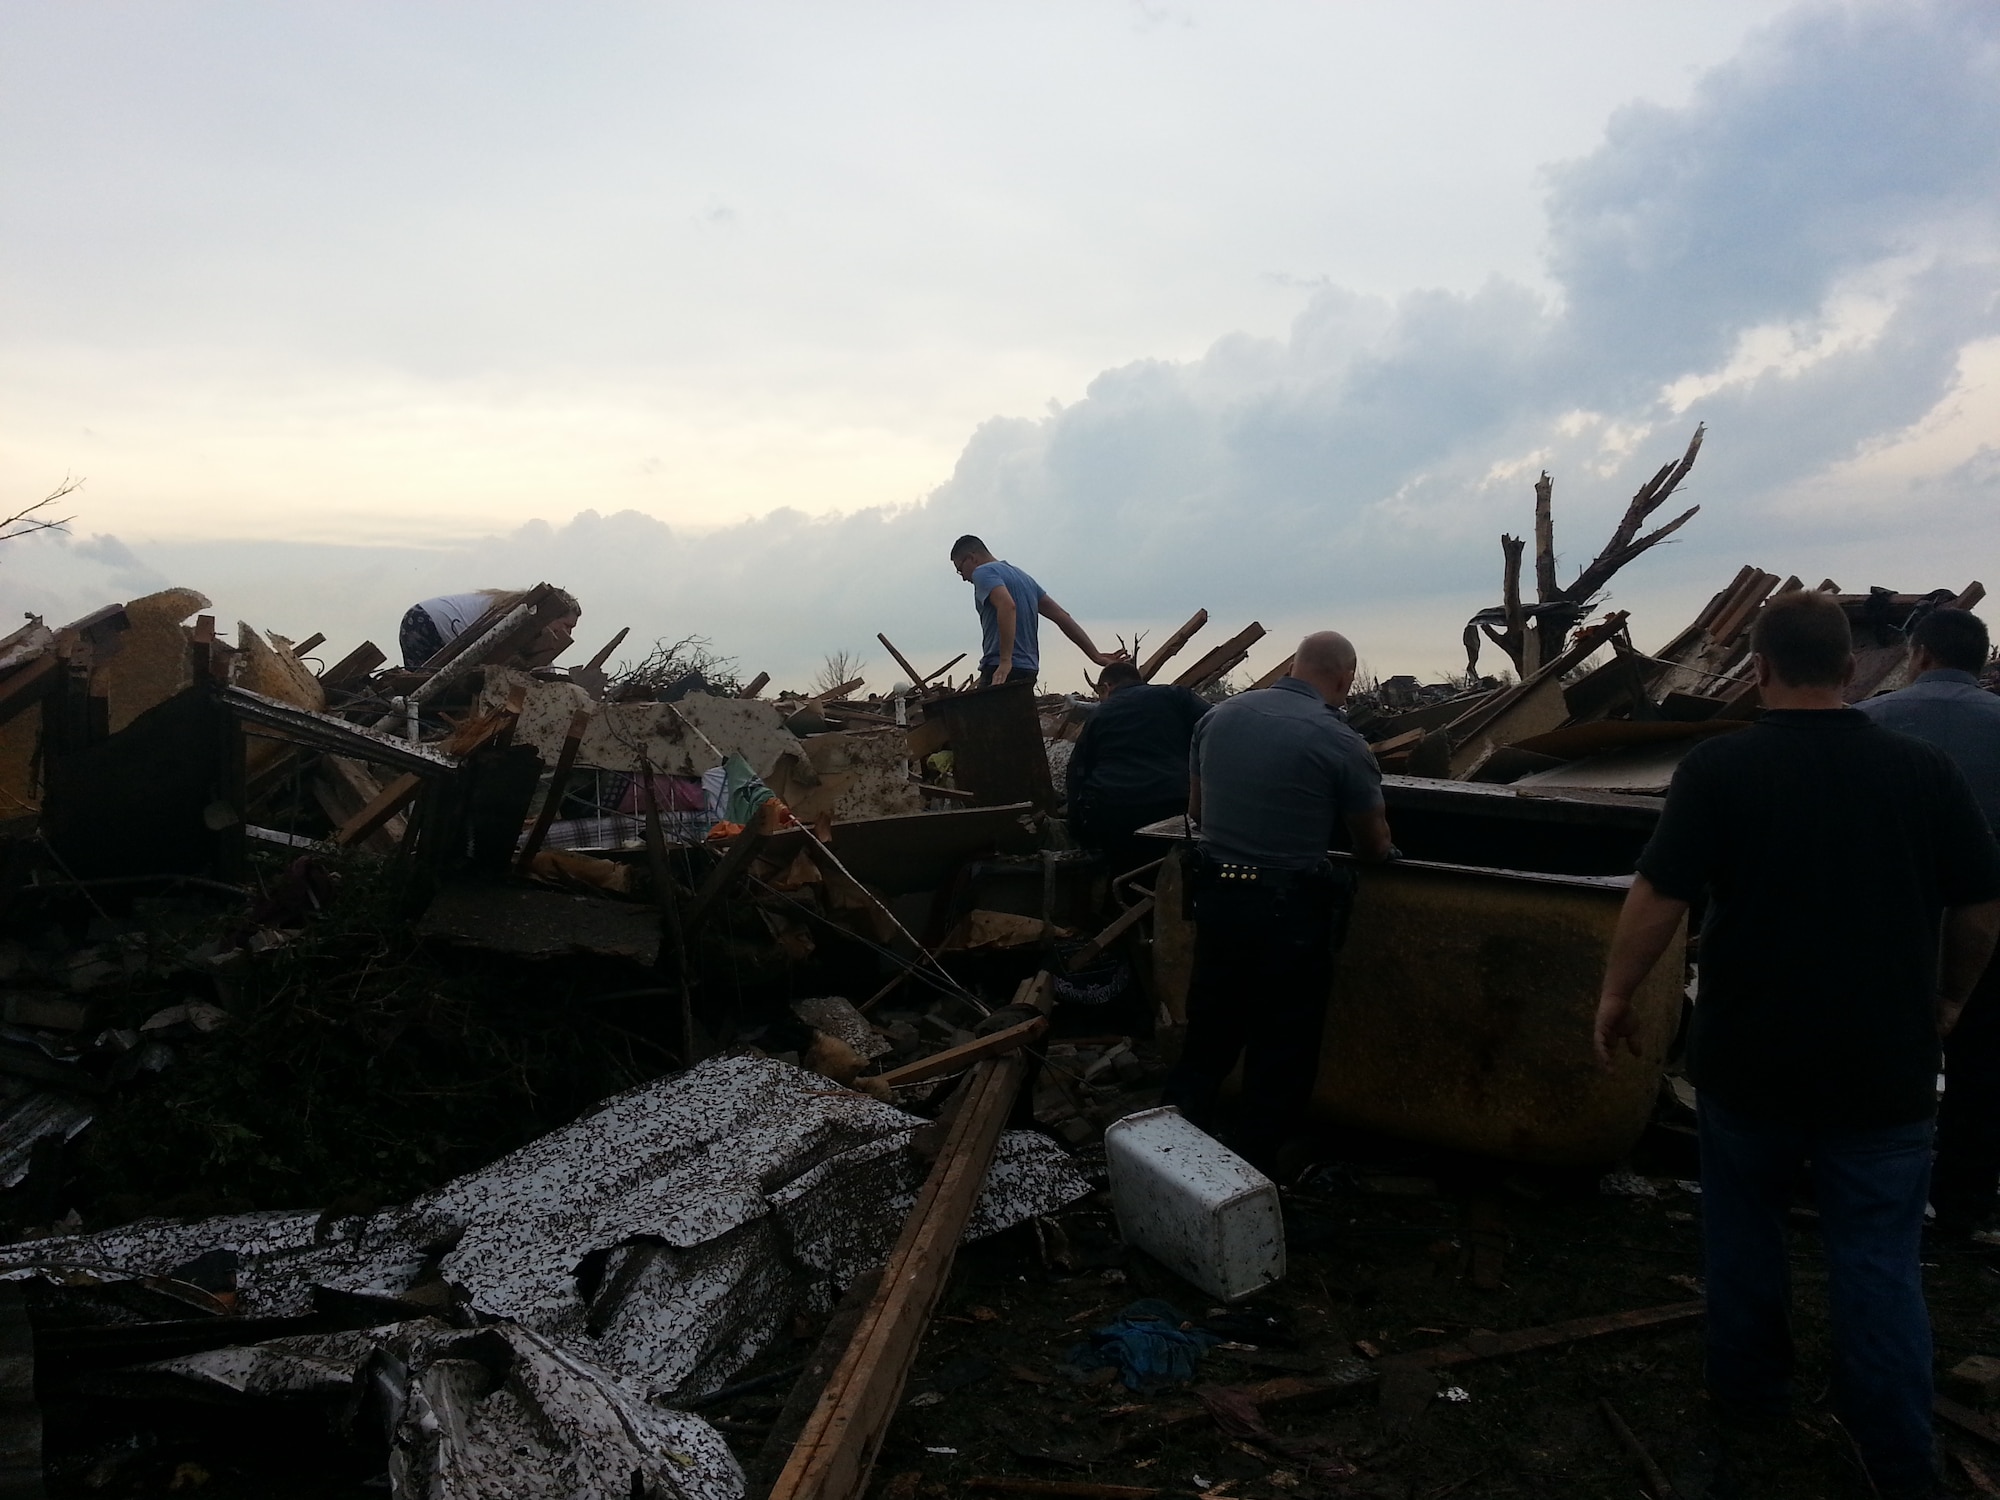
[1163,630,1392,1175]
[1068,661,1209,874]
[1593,590,2000,1498]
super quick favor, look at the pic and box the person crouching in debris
[948,535,1123,689]
[1593,590,2000,1499]
[1162,630,1393,1175]
[1857,607,2000,1241]
[398,588,580,671]
[1068,659,1209,876]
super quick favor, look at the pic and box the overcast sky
[5,1,1997,691]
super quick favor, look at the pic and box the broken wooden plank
[1172,622,1265,691]
[1385,1299,1704,1372]
[1598,1398,1678,1500]
[515,707,592,872]
[1938,1394,2000,1449]
[292,632,326,656]
[868,1014,1048,1089]
[1066,896,1154,972]
[332,692,524,847]
[1140,610,1208,681]
[1248,653,1295,691]
[319,641,386,692]
[768,974,1053,1500]
[739,672,772,699]
[753,1269,886,1496]
[968,1484,1160,1500]
[918,653,967,687]
[682,797,785,936]
[876,634,926,690]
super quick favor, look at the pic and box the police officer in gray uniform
[1164,630,1393,1171]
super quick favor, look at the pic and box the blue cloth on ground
[1068,1298,1221,1391]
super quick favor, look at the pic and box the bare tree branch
[1558,424,1704,605]
[0,476,83,545]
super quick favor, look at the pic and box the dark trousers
[1698,1097,1936,1489]
[1162,866,1351,1171]
[976,667,1037,690]
[1935,947,2000,1229]
[1073,796,1186,881]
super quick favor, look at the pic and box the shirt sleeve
[1068,715,1098,796]
[970,561,1004,604]
[1929,753,2000,906]
[1189,710,1210,780]
[1635,752,1724,902]
[1330,730,1385,816]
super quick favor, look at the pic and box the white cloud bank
[7,0,1999,691]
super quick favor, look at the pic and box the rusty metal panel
[1144,844,1681,1167]
[1317,862,1681,1167]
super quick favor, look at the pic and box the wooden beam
[681,798,784,935]
[1172,622,1266,690]
[769,975,1052,1500]
[968,1484,1161,1500]
[1065,895,1153,971]
[867,1014,1048,1089]
[1247,654,1295,691]
[331,691,522,847]
[876,634,926,689]
[918,653,967,687]
[739,671,771,699]
[1139,610,1208,681]
[514,707,592,872]
[319,641,386,691]
[293,632,326,656]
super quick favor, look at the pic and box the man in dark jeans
[1163,631,1392,1174]
[1858,607,2000,1237]
[1594,591,2000,1498]
[1068,660,1209,876]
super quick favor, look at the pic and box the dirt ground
[16,865,2000,1499]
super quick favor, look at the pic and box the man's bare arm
[1039,595,1120,667]
[1939,897,2000,1034]
[1345,805,1393,862]
[1593,875,1690,1070]
[989,585,1018,683]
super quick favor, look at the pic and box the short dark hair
[1910,607,1989,673]
[949,534,987,559]
[1098,660,1143,690]
[1750,591,1853,689]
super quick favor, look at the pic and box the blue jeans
[1699,1097,1937,1488]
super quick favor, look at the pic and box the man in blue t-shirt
[948,535,1121,689]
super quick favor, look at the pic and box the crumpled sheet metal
[0,1090,94,1189]
[0,1056,1090,1403]
[112,1318,741,1500]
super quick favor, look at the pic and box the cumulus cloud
[8,0,1998,686]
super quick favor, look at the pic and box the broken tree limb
[868,1014,1048,1089]
[1173,622,1265,690]
[768,973,1053,1500]
[1559,424,1705,609]
[514,707,592,872]
[1533,471,1558,604]
[1500,533,1529,676]
[1140,610,1208,681]
[876,633,926,690]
